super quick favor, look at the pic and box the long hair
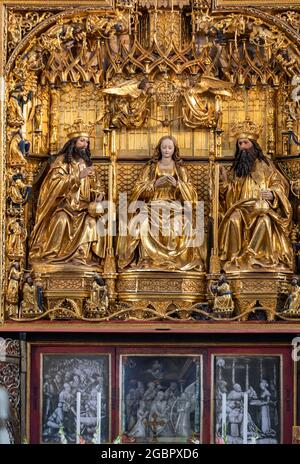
[151,135,182,164]
[231,139,270,177]
[58,137,92,166]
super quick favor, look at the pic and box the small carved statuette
[20,275,43,317]
[211,272,234,316]
[6,262,22,318]
[282,276,300,317]
[85,274,109,318]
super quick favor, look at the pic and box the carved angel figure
[103,77,153,99]
[186,75,233,98]
[103,77,153,128]
[182,75,232,128]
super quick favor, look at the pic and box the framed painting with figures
[29,344,115,444]
[117,349,203,443]
[28,343,293,443]
[208,347,293,444]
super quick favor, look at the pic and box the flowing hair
[58,137,92,166]
[149,136,182,179]
[151,135,181,164]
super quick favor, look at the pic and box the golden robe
[20,282,39,313]
[213,282,234,311]
[118,162,204,271]
[283,284,300,313]
[29,155,106,265]
[219,158,293,271]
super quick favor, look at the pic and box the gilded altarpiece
[2,3,300,322]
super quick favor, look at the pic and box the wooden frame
[209,347,293,444]
[28,343,115,444]
[117,348,204,443]
[27,342,294,444]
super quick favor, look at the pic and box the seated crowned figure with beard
[29,119,106,266]
[218,118,293,272]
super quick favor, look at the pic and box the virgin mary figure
[117,136,205,271]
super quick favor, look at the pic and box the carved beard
[233,147,257,178]
[73,146,92,167]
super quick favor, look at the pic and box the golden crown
[64,118,95,140]
[230,117,260,141]
[156,81,180,106]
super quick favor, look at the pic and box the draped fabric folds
[118,162,205,271]
[218,159,293,271]
[29,155,106,265]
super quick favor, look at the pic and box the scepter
[209,95,222,274]
[102,127,118,305]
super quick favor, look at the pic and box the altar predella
[4,0,300,323]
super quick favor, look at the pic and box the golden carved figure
[182,75,232,128]
[7,83,25,129]
[7,174,29,206]
[6,262,22,317]
[8,131,27,166]
[103,77,153,99]
[118,136,205,271]
[211,272,234,313]
[219,119,293,272]
[283,277,300,315]
[187,75,233,98]
[103,77,153,128]
[182,90,215,128]
[29,120,106,266]
[7,218,27,257]
[20,276,42,315]
[86,274,108,313]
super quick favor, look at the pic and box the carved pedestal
[20,305,42,319]
[117,271,206,320]
[32,265,97,319]
[227,271,291,321]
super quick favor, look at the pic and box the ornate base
[212,309,235,318]
[117,271,206,319]
[83,302,109,319]
[32,265,98,319]
[20,307,42,318]
[224,271,291,321]
[281,309,300,318]
[48,298,83,320]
